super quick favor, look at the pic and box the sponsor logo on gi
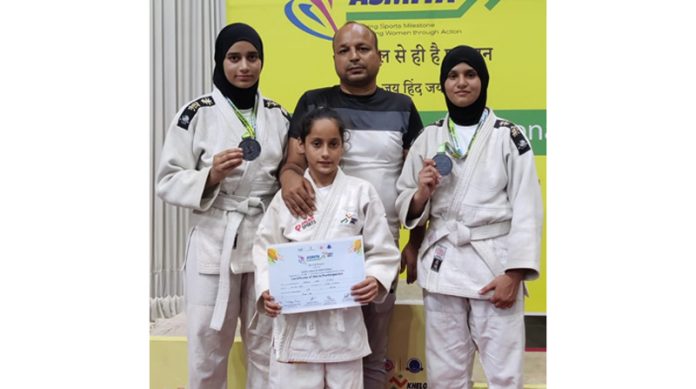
[431,245,445,272]
[430,257,442,272]
[294,215,317,231]
[340,211,358,225]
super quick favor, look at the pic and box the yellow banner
[228,0,546,313]
[228,0,545,111]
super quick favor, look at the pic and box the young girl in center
[252,107,400,389]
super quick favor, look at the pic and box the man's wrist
[279,164,304,183]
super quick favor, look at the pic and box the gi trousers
[270,358,363,389]
[423,289,525,389]
[185,248,272,389]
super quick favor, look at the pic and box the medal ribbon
[440,109,489,159]
[226,96,258,139]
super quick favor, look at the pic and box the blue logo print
[285,0,339,41]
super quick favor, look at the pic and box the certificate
[267,235,366,314]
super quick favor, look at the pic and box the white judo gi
[395,109,543,389]
[288,87,424,389]
[156,87,290,389]
[253,168,401,389]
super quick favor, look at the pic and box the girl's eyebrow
[227,49,258,55]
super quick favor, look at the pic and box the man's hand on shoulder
[280,167,316,218]
[280,138,315,218]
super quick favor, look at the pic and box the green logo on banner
[347,0,503,21]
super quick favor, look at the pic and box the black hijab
[213,23,264,109]
[439,45,489,126]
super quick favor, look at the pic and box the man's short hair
[332,21,379,51]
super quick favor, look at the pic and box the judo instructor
[156,23,291,389]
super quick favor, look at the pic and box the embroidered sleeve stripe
[510,125,531,155]
[263,99,291,122]
[495,119,530,154]
[177,96,215,130]
[494,119,514,128]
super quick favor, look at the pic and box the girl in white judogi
[156,23,290,389]
[395,46,543,389]
[253,107,400,389]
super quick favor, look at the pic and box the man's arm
[399,100,427,283]
[402,101,424,150]
[400,225,424,284]
[279,93,316,218]
[279,137,315,218]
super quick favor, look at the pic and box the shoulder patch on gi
[495,119,531,155]
[509,125,531,155]
[494,119,514,129]
[177,96,215,130]
[263,98,292,122]
[430,119,444,127]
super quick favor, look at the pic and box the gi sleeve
[361,184,401,304]
[155,106,220,211]
[504,125,543,281]
[395,131,431,229]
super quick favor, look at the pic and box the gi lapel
[446,111,496,217]
[306,168,348,241]
[423,111,510,277]
[305,167,347,336]
[208,89,270,331]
